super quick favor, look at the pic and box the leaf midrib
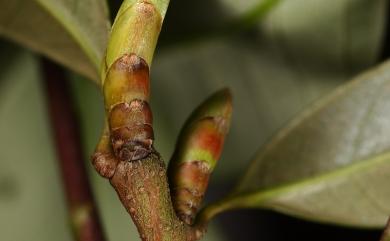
[220,150,390,217]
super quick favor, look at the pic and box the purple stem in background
[41,59,107,241]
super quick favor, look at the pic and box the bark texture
[110,153,188,241]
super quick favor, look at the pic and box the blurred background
[0,0,389,240]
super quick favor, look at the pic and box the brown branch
[41,59,107,241]
[381,216,390,241]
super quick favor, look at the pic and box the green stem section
[101,0,168,84]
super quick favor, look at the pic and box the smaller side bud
[91,123,119,179]
[168,88,233,225]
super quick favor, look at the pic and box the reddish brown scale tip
[103,53,150,110]
[115,53,149,73]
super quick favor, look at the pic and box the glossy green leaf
[0,0,110,82]
[259,0,387,73]
[209,60,390,228]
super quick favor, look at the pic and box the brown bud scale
[104,53,154,162]
[104,54,150,111]
[171,161,211,225]
[109,100,153,130]
[168,89,233,225]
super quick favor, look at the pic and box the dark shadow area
[107,0,122,22]
[159,0,232,46]
[108,0,234,47]
[0,39,25,81]
[380,1,390,61]
[216,209,381,241]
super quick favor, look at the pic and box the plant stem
[381,217,390,241]
[109,152,189,241]
[94,1,214,240]
[42,59,107,241]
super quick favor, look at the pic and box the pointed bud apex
[168,88,233,224]
[189,88,233,133]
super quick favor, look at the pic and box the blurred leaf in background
[0,0,109,81]
[230,59,390,227]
